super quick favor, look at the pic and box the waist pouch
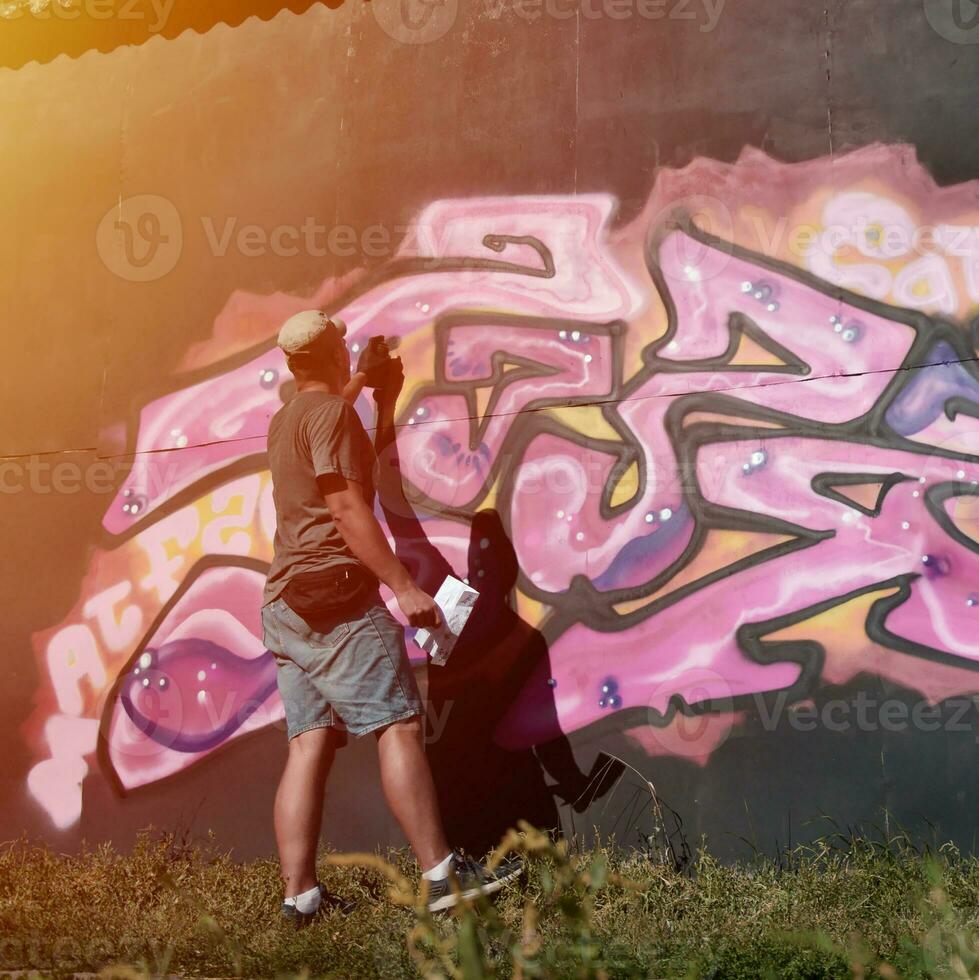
[281,565,378,620]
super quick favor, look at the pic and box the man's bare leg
[274,726,337,896]
[375,716,451,871]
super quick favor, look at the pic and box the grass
[3,821,979,978]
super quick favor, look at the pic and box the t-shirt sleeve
[304,399,368,484]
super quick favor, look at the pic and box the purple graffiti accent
[398,320,616,509]
[440,322,610,385]
[886,342,979,435]
[394,392,490,510]
[592,503,692,592]
[106,565,280,789]
[877,491,979,656]
[119,639,277,753]
[510,428,692,593]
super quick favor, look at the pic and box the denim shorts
[261,589,423,740]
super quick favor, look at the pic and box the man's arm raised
[341,371,368,404]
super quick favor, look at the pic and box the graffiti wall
[5,0,979,860]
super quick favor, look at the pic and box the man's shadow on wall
[376,426,623,855]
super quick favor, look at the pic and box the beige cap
[276,310,347,355]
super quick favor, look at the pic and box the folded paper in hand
[413,575,479,666]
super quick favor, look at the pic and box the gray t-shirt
[263,390,377,606]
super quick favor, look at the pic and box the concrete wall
[4,0,979,863]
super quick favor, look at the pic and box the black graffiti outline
[810,471,914,518]
[367,213,979,741]
[530,216,979,745]
[93,208,979,761]
[495,214,971,619]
